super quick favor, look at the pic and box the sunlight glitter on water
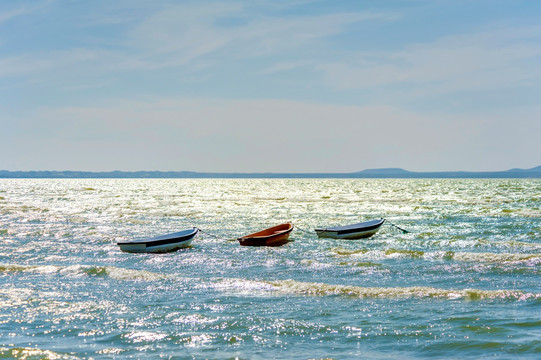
[0,178,540,359]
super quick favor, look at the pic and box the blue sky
[1,0,540,172]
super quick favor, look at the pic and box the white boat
[315,219,385,239]
[117,228,198,253]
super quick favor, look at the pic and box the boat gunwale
[315,219,385,235]
[238,223,294,241]
[117,227,199,247]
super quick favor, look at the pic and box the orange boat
[237,223,294,247]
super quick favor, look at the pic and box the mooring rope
[196,227,221,239]
[386,221,409,233]
[293,225,313,235]
[196,227,239,241]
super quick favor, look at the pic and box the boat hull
[117,228,198,253]
[315,219,385,239]
[238,223,293,247]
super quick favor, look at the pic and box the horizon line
[1,166,540,179]
[1,165,541,173]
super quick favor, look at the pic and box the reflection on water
[0,179,540,359]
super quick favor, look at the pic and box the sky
[1,0,540,173]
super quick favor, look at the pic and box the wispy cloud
[0,8,27,23]
[0,5,33,23]
[2,1,540,172]
[318,25,541,95]
[0,48,109,79]
[1,2,395,91]
[261,61,310,74]
[0,0,52,23]
[122,3,392,70]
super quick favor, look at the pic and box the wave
[450,252,541,264]
[269,279,538,301]
[211,277,540,301]
[0,347,79,360]
[80,265,167,281]
[330,247,541,264]
[3,261,538,302]
[0,264,59,274]
[0,264,166,281]
[266,279,540,301]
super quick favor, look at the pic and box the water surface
[1,179,540,359]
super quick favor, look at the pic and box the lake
[1,178,540,359]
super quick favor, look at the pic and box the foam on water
[0,264,172,284]
[0,347,79,360]
[211,277,540,301]
[329,247,541,264]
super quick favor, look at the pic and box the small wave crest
[450,252,541,264]
[265,279,540,301]
[330,247,541,264]
[0,347,78,360]
[0,263,166,281]
[211,277,540,301]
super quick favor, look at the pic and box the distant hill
[354,168,413,175]
[1,166,540,178]
[351,166,541,178]
[506,165,541,173]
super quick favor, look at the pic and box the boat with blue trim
[315,219,385,239]
[117,228,198,253]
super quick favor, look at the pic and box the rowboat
[315,219,385,239]
[117,228,198,253]
[238,223,294,247]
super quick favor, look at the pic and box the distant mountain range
[1,166,540,178]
